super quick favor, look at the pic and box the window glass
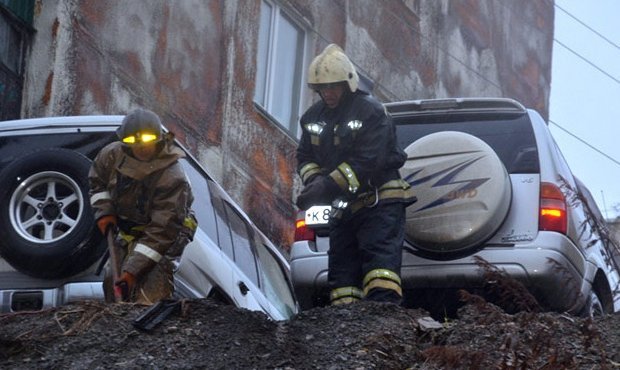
[179,159,218,242]
[0,3,31,120]
[0,0,34,24]
[0,16,21,73]
[255,0,306,137]
[255,0,272,105]
[225,203,259,287]
[255,239,296,318]
[394,113,539,174]
[269,13,303,127]
[211,192,234,260]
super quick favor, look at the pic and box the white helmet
[307,44,359,93]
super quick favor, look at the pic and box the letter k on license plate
[305,205,331,226]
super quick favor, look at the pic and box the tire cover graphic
[400,131,512,256]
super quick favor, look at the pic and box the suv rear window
[393,113,539,174]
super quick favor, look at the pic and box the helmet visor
[308,81,347,92]
[121,132,160,145]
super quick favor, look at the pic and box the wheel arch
[592,269,614,314]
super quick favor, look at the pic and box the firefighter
[89,108,197,304]
[296,44,416,305]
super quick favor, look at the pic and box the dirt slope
[1,297,619,369]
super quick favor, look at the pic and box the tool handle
[107,227,125,302]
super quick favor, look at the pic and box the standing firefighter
[89,108,197,304]
[296,44,416,305]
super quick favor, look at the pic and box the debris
[416,316,443,331]
[1,299,619,369]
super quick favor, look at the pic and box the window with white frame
[0,2,33,120]
[255,0,307,138]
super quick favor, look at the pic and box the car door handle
[238,281,249,296]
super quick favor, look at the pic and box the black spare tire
[400,131,512,258]
[0,148,105,279]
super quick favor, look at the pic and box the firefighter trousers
[328,201,405,304]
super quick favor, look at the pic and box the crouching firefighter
[296,44,416,305]
[89,108,197,304]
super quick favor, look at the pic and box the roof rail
[385,98,526,115]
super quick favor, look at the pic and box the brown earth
[1,295,620,370]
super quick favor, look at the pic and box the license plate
[305,205,332,226]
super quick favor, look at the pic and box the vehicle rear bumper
[290,233,595,313]
[0,282,104,313]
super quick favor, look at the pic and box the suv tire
[400,131,512,258]
[580,289,605,317]
[0,149,104,279]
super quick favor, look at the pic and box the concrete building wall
[20,0,554,252]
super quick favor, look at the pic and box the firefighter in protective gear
[89,108,197,305]
[296,44,416,305]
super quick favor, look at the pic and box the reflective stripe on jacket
[296,91,415,207]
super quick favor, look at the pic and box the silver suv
[290,98,620,317]
[0,116,298,320]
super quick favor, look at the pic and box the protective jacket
[88,136,195,279]
[296,90,415,305]
[296,90,415,214]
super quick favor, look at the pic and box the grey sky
[549,0,620,219]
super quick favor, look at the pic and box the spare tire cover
[400,131,512,256]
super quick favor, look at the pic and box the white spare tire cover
[400,131,511,256]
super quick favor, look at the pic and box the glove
[97,215,117,235]
[296,176,340,210]
[115,271,136,300]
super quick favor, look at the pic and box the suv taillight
[539,182,567,234]
[294,212,316,242]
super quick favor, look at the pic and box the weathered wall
[24,0,224,153]
[21,0,554,252]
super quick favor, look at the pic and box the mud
[1,297,619,369]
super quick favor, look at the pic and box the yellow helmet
[307,44,359,93]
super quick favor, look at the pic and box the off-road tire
[580,289,605,317]
[0,148,104,279]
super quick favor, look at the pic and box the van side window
[255,239,296,317]
[211,193,234,260]
[224,203,260,287]
[179,159,218,242]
